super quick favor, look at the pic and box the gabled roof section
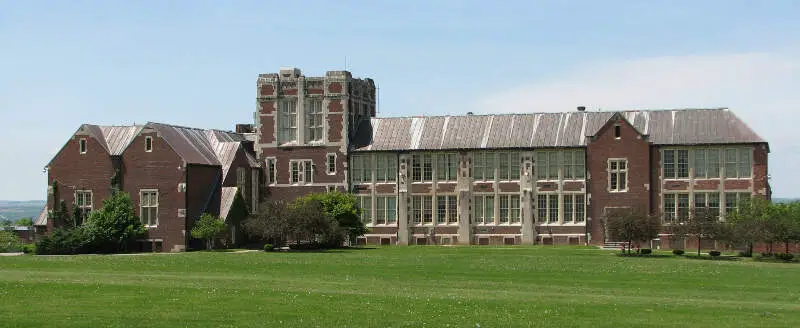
[220,187,239,221]
[146,122,222,166]
[588,111,648,140]
[46,124,144,167]
[351,108,766,151]
[34,206,47,226]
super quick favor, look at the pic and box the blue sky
[1,0,798,200]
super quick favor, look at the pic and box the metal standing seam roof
[219,187,238,221]
[101,125,144,155]
[351,108,766,151]
[34,207,47,226]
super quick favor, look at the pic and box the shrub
[263,244,274,252]
[672,249,685,256]
[640,248,652,255]
[82,192,146,253]
[738,251,752,257]
[708,250,721,257]
[35,228,90,255]
[760,252,773,258]
[191,213,227,250]
[775,253,795,262]
[21,244,35,254]
[0,230,22,253]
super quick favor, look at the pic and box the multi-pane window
[350,155,371,183]
[473,152,495,180]
[411,196,433,224]
[694,192,720,218]
[663,149,689,179]
[237,167,247,196]
[278,99,298,143]
[536,151,558,180]
[358,196,372,224]
[562,150,585,180]
[474,195,495,224]
[75,190,92,224]
[145,136,153,152]
[251,169,259,212]
[140,190,159,227]
[79,139,87,154]
[663,193,690,223]
[411,154,433,182]
[725,192,750,216]
[498,152,520,180]
[375,154,397,182]
[693,149,722,179]
[375,196,397,225]
[608,159,628,192]
[537,194,559,223]
[289,160,313,184]
[266,158,276,184]
[497,195,520,224]
[326,154,336,175]
[436,195,458,224]
[725,148,751,178]
[305,99,324,142]
[562,194,586,223]
[437,153,458,181]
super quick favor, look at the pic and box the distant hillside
[774,198,799,204]
[0,200,45,222]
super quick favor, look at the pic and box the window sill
[608,190,628,193]
[144,225,158,229]
[537,222,586,226]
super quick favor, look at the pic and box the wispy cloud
[474,51,800,197]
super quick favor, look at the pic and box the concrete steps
[600,241,629,250]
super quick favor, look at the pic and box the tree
[671,208,728,256]
[82,192,147,253]
[605,208,661,254]
[295,191,368,246]
[728,197,770,256]
[0,230,22,253]
[191,213,227,250]
[16,217,33,227]
[243,201,292,246]
[766,202,800,254]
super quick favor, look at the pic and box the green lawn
[1,247,798,327]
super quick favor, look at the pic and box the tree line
[606,198,800,259]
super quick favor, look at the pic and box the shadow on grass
[267,247,378,254]
[681,255,743,261]
[615,253,674,259]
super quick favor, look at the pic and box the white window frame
[375,153,397,183]
[724,148,752,179]
[472,152,495,181]
[411,154,433,182]
[562,193,586,224]
[693,192,720,218]
[236,167,247,195]
[473,194,495,225]
[436,153,458,181]
[79,138,87,154]
[350,154,371,183]
[663,149,690,179]
[278,99,298,144]
[663,192,690,224]
[498,194,520,224]
[536,193,559,224]
[562,149,586,180]
[358,195,372,225]
[536,151,559,181]
[289,159,314,185]
[251,169,259,212]
[375,196,397,225]
[144,136,153,152]
[435,195,458,225]
[608,158,628,192]
[693,148,721,179]
[74,190,93,222]
[305,98,324,143]
[326,153,336,175]
[497,152,520,181]
[139,189,159,227]
[724,192,751,218]
[266,157,277,185]
[411,195,433,225]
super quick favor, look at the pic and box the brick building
[254,68,769,247]
[36,67,770,250]
[39,123,259,251]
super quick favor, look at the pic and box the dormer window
[79,139,87,154]
[614,125,621,139]
[145,136,153,152]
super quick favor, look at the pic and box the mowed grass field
[1,247,798,328]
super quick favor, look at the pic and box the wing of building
[39,67,770,251]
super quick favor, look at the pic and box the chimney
[577,106,586,112]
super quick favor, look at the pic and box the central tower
[254,68,376,201]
